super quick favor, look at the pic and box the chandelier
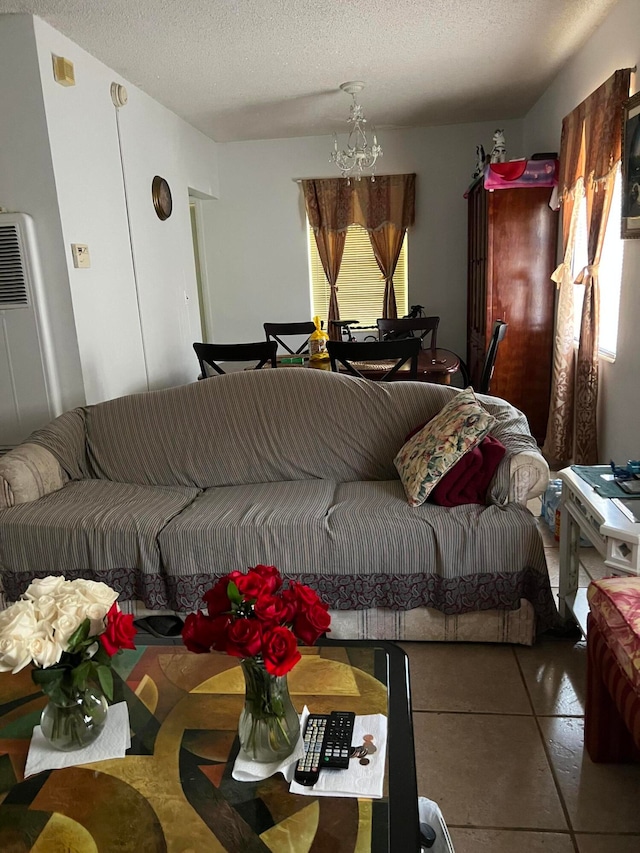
[331,82,383,182]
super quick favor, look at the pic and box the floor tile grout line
[512,646,580,853]
[412,708,532,717]
[446,824,640,837]
[447,824,640,834]
[446,824,574,833]
[411,708,584,718]
[509,645,537,717]
[573,831,640,837]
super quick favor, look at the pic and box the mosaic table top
[0,641,419,852]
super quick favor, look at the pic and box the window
[572,166,625,357]
[308,223,408,329]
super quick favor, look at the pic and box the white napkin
[232,705,308,782]
[289,712,387,799]
[24,701,131,779]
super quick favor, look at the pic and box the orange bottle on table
[308,316,329,361]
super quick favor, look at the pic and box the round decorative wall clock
[152,175,172,220]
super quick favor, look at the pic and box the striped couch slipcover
[0,369,558,643]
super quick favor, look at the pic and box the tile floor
[401,508,640,853]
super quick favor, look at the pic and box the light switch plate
[53,55,75,86]
[71,243,91,269]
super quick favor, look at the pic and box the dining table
[283,347,461,384]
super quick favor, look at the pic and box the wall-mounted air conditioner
[0,213,62,449]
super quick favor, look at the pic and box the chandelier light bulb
[330,82,383,182]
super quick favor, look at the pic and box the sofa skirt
[0,586,535,644]
[108,598,536,646]
[328,598,536,645]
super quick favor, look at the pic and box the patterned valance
[301,174,416,233]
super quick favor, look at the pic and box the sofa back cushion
[84,369,468,488]
[26,408,90,480]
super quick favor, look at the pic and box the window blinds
[308,223,408,328]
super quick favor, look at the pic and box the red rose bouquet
[182,564,331,671]
[182,565,331,762]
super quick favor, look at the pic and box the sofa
[0,368,558,644]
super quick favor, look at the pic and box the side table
[558,466,640,635]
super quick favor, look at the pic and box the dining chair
[457,319,508,392]
[193,341,277,377]
[377,316,440,349]
[329,319,360,342]
[263,321,316,355]
[327,337,421,381]
[478,319,508,393]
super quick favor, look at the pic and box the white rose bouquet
[0,576,137,705]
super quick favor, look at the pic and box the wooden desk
[283,348,460,384]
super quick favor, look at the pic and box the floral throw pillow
[394,387,496,507]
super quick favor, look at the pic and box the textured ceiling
[0,0,619,142]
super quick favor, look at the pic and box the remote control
[320,710,355,769]
[294,714,329,786]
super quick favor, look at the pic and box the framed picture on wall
[621,91,640,238]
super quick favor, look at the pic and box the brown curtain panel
[302,179,354,339]
[355,174,416,319]
[543,68,631,466]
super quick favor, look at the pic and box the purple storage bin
[484,159,558,190]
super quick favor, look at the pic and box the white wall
[203,120,523,359]
[0,12,221,442]
[32,16,220,401]
[117,87,220,391]
[31,18,145,405]
[0,15,84,445]
[523,0,640,462]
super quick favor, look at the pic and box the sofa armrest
[0,444,67,509]
[509,450,550,505]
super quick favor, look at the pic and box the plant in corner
[0,576,136,751]
[182,564,331,763]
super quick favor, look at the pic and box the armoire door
[467,184,558,444]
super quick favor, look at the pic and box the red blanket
[429,435,506,507]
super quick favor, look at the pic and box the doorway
[189,197,210,341]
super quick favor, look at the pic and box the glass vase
[238,658,300,763]
[40,685,108,752]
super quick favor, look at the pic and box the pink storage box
[484,159,558,190]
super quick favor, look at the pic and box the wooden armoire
[467,181,558,444]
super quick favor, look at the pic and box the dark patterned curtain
[544,68,631,466]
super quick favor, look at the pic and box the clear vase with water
[238,658,300,762]
[40,684,108,752]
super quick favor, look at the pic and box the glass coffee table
[0,639,420,852]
